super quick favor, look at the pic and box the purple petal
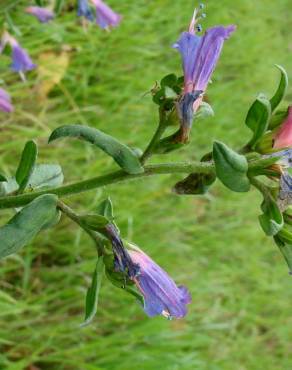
[0,88,13,113]
[26,6,55,23]
[77,0,94,21]
[92,0,121,29]
[192,26,235,91]
[11,44,36,73]
[174,25,235,92]
[173,32,201,90]
[129,248,191,319]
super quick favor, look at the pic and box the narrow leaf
[16,140,38,193]
[245,95,271,148]
[270,65,288,112]
[49,125,144,175]
[213,141,250,192]
[82,257,104,327]
[0,194,58,259]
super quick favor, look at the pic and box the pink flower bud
[273,107,292,149]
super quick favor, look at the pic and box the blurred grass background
[0,0,292,369]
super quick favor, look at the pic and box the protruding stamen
[189,8,198,34]
[189,5,207,34]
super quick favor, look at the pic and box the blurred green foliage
[0,0,292,369]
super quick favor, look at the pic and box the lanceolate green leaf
[82,256,104,327]
[0,194,58,259]
[16,140,38,193]
[49,125,144,175]
[270,65,288,112]
[213,141,250,193]
[245,95,271,148]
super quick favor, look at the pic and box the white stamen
[19,71,26,82]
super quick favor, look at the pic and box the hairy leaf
[16,140,38,193]
[82,256,104,327]
[270,65,288,112]
[213,141,250,192]
[245,94,271,148]
[49,125,144,175]
[0,194,58,259]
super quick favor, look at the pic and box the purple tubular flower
[173,10,235,139]
[25,6,55,23]
[10,40,36,74]
[128,246,191,319]
[105,225,191,318]
[91,0,121,29]
[77,0,94,21]
[0,88,13,113]
[174,25,235,94]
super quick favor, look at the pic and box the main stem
[0,161,214,210]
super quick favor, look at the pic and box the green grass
[0,0,292,369]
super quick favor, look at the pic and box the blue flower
[105,224,191,319]
[0,88,13,113]
[0,32,36,79]
[25,6,55,23]
[11,42,36,73]
[173,8,235,139]
[128,245,191,318]
[91,0,121,29]
[77,0,94,21]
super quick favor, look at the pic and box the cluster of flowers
[0,0,121,113]
[0,3,238,318]
[2,2,292,319]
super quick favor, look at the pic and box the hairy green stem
[57,200,104,256]
[0,162,214,210]
[249,176,270,196]
[140,112,168,164]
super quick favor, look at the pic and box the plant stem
[57,200,104,256]
[0,161,214,210]
[249,176,269,196]
[140,112,168,164]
